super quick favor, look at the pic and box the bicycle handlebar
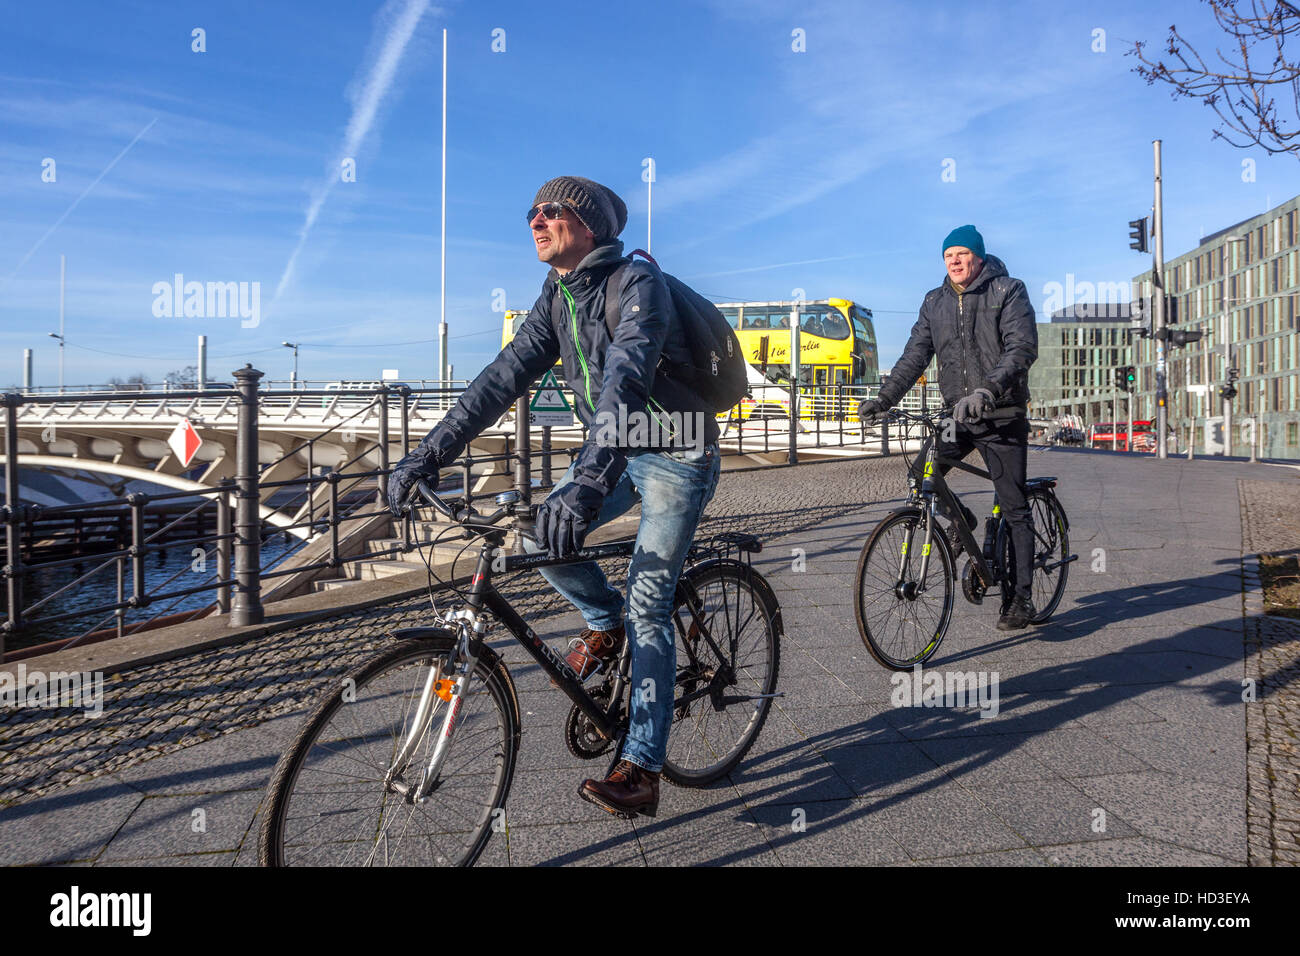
[413,479,515,529]
[884,405,1024,430]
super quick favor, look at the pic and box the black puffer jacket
[441,240,719,451]
[877,254,1037,412]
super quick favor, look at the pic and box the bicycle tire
[996,490,1070,623]
[854,507,956,670]
[259,635,520,867]
[661,560,782,788]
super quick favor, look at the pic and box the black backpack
[602,250,749,412]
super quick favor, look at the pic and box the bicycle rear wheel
[997,491,1070,622]
[259,635,520,867]
[662,561,782,787]
[855,507,955,670]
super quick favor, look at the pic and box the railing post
[788,384,799,465]
[115,556,126,639]
[306,441,315,532]
[216,486,232,614]
[128,493,147,609]
[377,385,390,504]
[328,472,341,567]
[541,425,553,488]
[514,395,532,505]
[3,393,22,653]
[231,364,264,627]
[398,384,411,455]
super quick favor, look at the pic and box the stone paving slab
[2,449,1297,865]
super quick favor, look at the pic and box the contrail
[274,0,432,302]
[3,117,158,284]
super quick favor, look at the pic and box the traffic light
[1168,328,1204,347]
[1130,298,1151,338]
[1123,366,1137,392]
[1129,217,1149,253]
[1219,383,1238,401]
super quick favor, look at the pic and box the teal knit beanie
[942,224,985,259]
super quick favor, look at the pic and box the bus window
[719,306,741,330]
[822,310,849,339]
[797,304,849,340]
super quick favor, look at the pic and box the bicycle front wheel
[998,491,1070,622]
[259,635,520,867]
[855,507,955,670]
[662,561,782,787]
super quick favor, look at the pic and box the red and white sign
[167,419,203,467]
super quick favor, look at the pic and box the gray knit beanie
[532,176,627,243]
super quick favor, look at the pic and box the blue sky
[5,0,1300,388]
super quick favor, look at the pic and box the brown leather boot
[564,624,625,681]
[579,759,660,819]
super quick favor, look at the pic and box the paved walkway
[1,448,1296,865]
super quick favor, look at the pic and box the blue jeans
[524,444,721,772]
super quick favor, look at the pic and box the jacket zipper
[559,276,677,439]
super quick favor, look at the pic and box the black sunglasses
[526,201,568,224]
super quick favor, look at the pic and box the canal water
[3,536,297,655]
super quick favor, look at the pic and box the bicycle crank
[961,560,986,605]
[564,679,615,760]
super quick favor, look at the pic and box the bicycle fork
[897,453,939,597]
[388,555,496,804]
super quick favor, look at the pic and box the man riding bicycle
[388,176,720,819]
[858,225,1039,630]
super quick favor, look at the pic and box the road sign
[167,418,203,467]
[529,369,573,427]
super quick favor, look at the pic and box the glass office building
[1133,196,1300,458]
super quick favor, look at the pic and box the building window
[1288,422,1298,446]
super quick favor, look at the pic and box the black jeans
[910,414,1033,603]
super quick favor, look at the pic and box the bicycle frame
[394,528,748,802]
[907,431,1000,588]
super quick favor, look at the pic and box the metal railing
[1,369,940,658]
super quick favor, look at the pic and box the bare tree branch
[1129,0,1300,156]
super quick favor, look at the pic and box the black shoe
[997,596,1036,630]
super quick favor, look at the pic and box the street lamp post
[1218,236,1246,457]
[47,332,64,391]
[282,342,300,390]
[1251,361,1265,463]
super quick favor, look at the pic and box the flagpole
[439,27,449,405]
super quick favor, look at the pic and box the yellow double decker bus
[501,297,879,419]
[716,299,878,418]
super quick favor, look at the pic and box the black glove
[535,442,626,559]
[387,422,465,517]
[857,398,886,425]
[952,388,995,425]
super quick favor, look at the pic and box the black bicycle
[854,408,1075,670]
[259,483,782,866]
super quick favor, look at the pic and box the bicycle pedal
[566,639,609,679]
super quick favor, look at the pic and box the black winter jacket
[440,241,720,452]
[877,254,1038,412]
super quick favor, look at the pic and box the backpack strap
[602,254,673,378]
[603,262,630,337]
